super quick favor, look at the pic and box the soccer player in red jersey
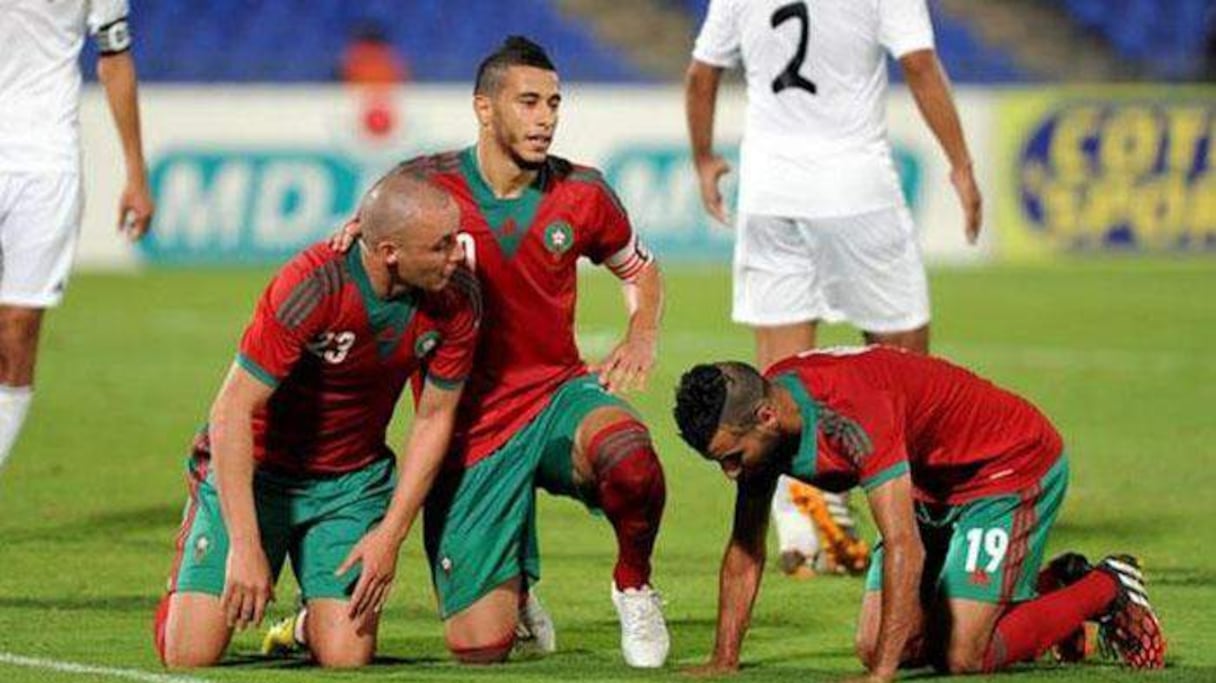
[328,36,669,667]
[673,346,1165,679]
[154,169,480,668]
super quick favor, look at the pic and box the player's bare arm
[685,60,731,225]
[863,473,925,681]
[690,473,777,675]
[338,381,464,620]
[596,260,663,395]
[899,49,982,245]
[97,51,154,240]
[208,363,277,631]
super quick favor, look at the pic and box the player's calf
[444,577,522,664]
[587,417,666,590]
[584,415,670,667]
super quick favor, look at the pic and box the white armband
[605,233,654,283]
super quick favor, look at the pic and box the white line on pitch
[0,653,208,683]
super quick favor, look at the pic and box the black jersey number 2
[770,2,817,95]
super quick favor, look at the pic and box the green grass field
[0,260,1213,682]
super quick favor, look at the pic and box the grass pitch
[0,260,1212,682]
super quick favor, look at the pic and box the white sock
[294,607,309,646]
[0,384,32,471]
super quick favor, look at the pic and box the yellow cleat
[261,612,303,657]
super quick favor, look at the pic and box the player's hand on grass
[117,178,154,241]
[329,216,362,253]
[695,154,732,226]
[593,328,657,395]
[221,540,274,631]
[337,527,400,621]
[950,164,982,245]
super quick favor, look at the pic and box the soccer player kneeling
[673,346,1165,679]
[154,169,479,668]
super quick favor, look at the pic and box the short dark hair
[674,362,768,455]
[474,35,556,95]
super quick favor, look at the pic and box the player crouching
[672,347,1164,678]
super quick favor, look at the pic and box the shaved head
[355,167,462,296]
[359,169,455,245]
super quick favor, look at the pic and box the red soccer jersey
[198,242,480,477]
[766,346,1064,504]
[404,148,649,466]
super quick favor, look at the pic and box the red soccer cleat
[1094,555,1166,669]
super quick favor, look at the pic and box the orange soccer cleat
[788,481,870,576]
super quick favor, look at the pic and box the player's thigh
[533,375,641,501]
[424,437,541,620]
[161,592,231,668]
[168,453,292,602]
[938,598,1005,673]
[754,323,817,370]
[0,173,82,308]
[936,457,1069,607]
[731,213,823,328]
[305,598,378,668]
[816,207,930,335]
[289,458,396,604]
[443,575,523,662]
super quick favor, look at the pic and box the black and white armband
[94,17,132,55]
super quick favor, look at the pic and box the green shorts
[424,374,632,618]
[865,456,1068,604]
[169,454,395,602]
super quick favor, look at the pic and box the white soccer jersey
[0,0,131,172]
[693,0,934,219]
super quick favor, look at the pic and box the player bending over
[673,346,1165,679]
[154,169,479,668]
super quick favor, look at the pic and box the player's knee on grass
[449,632,517,664]
[444,578,521,664]
[157,593,230,669]
[305,599,378,668]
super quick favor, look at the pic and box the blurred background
[74,0,1216,270]
[3,6,1210,678]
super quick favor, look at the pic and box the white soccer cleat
[514,590,557,656]
[611,583,670,668]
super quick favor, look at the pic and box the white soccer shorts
[0,173,83,308]
[731,207,930,333]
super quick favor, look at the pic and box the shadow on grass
[0,503,179,545]
[0,594,159,612]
